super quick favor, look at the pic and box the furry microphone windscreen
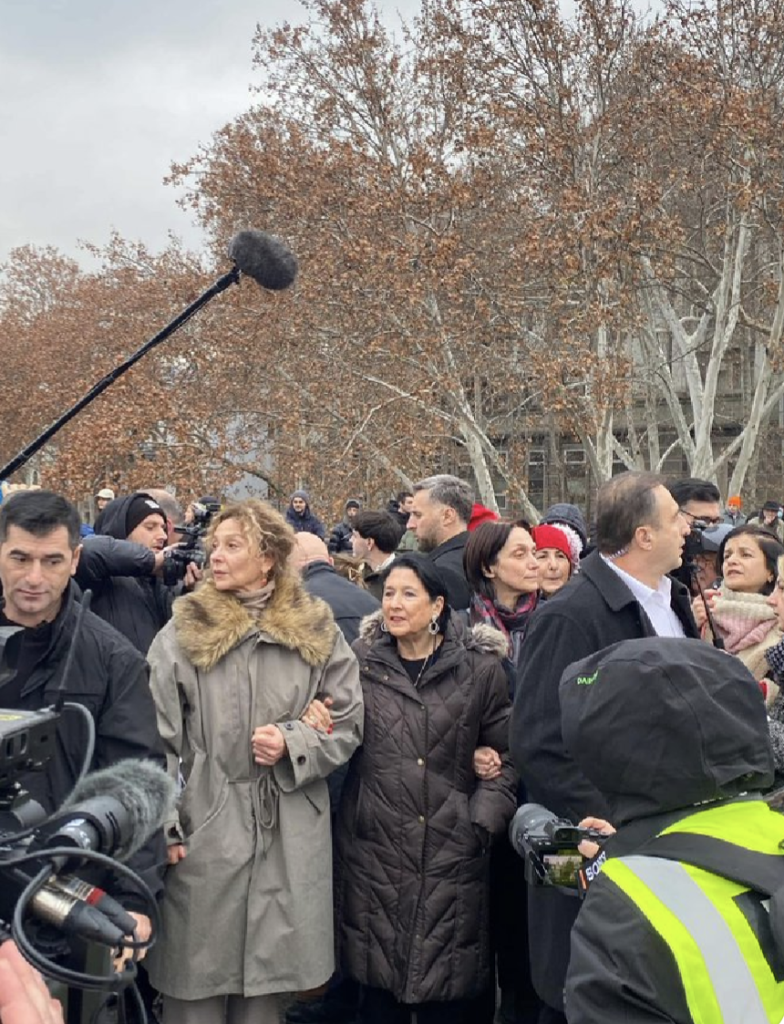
[228,229,298,291]
[64,759,177,861]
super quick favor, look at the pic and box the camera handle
[684,556,725,650]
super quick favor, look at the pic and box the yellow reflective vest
[604,801,784,1024]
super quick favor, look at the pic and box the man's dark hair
[381,552,450,632]
[667,477,721,508]
[463,520,533,601]
[352,511,401,554]
[717,525,784,596]
[0,489,81,549]
[413,474,474,526]
[396,490,413,504]
[596,472,666,555]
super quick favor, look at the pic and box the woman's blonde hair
[205,499,295,580]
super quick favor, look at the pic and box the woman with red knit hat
[531,522,581,598]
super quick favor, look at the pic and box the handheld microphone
[228,229,298,291]
[36,759,176,869]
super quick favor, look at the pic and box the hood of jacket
[357,608,508,660]
[172,571,336,671]
[559,636,774,825]
[94,492,160,540]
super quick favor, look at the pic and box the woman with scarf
[695,524,784,703]
[463,521,542,1024]
[145,498,364,1024]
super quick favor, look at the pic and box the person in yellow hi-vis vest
[558,636,784,1024]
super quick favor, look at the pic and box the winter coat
[511,551,699,1010]
[428,532,471,610]
[285,502,327,539]
[335,612,517,1004]
[560,637,779,1024]
[301,560,380,647]
[79,496,173,653]
[145,573,364,1000]
[747,515,784,544]
[0,581,165,909]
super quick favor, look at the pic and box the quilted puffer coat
[335,611,517,1004]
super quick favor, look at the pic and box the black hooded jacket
[560,638,780,1024]
[77,493,172,654]
[0,581,166,909]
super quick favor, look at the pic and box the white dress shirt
[601,556,686,638]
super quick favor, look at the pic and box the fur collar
[173,573,336,671]
[358,609,508,659]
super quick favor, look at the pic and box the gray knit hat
[543,503,588,550]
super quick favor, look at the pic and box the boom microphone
[0,226,298,481]
[228,229,298,290]
[38,759,176,868]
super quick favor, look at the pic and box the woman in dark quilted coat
[335,553,517,1024]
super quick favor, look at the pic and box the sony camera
[509,803,611,894]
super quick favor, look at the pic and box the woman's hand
[113,913,152,972]
[301,697,334,733]
[473,746,502,781]
[252,724,287,765]
[167,843,187,867]
[691,588,718,630]
[577,816,616,859]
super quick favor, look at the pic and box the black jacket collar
[579,550,697,634]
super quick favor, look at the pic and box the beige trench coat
[144,575,364,1000]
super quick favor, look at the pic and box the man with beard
[408,474,473,610]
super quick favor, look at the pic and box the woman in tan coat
[145,499,364,1024]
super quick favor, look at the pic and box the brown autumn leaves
[3,0,784,519]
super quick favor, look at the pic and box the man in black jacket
[511,471,698,1021]
[292,532,379,646]
[409,474,473,610]
[79,492,173,654]
[0,489,165,943]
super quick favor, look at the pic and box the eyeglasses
[679,509,723,527]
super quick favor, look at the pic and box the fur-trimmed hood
[173,572,336,671]
[358,608,508,659]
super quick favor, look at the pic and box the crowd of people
[2,472,784,1024]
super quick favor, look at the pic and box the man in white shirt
[510,472,699,1023]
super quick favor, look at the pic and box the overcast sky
[0,0,420,268]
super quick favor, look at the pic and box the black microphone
[37,759,175,869]
[228,229,298,290]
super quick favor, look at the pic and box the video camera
[0,702,171,1019]
[683,520,731,561]
[162,499,220,586]
[509,803,611,895]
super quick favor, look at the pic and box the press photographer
[560,637,784,1024]
[76,492,203,655]
[0,490,166,952]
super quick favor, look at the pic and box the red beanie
[532,524,573,564]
